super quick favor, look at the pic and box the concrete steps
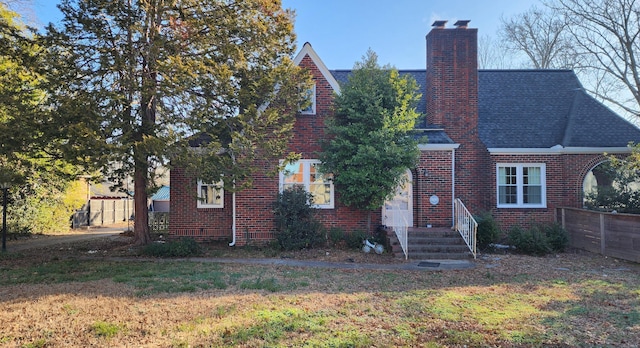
[386,227,472,260]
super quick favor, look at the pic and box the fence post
[600,213,605,255]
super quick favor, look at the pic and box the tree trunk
[367,210,372,235]
[133,161,151,245]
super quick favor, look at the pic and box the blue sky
[31,0,539,69]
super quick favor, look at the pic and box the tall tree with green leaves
[1,3,86,235]
[43,0,310,245]
[319,49,421,233]
[0,3,41,177]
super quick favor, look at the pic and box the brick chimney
[425,20,490,215]
[425,20,478,139]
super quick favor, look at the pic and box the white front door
[382,169,413,228]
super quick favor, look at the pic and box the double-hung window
[280,159,334,208]
[197,180,224,208]
[299,83,316,115]
[496,164,546,208]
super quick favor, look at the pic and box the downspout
[451,148,456,228]
[229,150,237,247]
[229,184,236,246]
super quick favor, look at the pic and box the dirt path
[4,226,127,252]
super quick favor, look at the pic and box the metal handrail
[454,198,477,259]
[387,201,409,259]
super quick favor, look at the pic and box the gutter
[451,148,456,228]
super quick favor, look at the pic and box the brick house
[169,20,640,249]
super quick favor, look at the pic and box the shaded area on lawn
[0,235,639,347]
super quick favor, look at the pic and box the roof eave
[418,143,460,151]
[488,146,633,155]
[293,43,341,94]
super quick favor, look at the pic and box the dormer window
[300,83,316,115]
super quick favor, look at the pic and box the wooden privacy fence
[79,199,133,227]
[557,207,640,263]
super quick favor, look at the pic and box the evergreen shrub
[273,186,324,250]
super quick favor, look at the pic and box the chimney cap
[454,20,471,28]
[432,20,447,28]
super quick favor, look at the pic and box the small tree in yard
[319,49,421,233]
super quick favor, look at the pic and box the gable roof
[294,43,341,93]
[478,69,640,149]
[319,54,640,151]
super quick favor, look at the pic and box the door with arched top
[382,169,413,228]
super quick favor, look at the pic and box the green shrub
[142,238,201,257]
[344,229,367,249]
[507,222,568,256]
[273,186,325,251]
[475,212,501,250]
[540,222,569,252]
[328,226,345,246]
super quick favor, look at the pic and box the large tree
[499,5,577,69]
[551,0,640,118]
[319,49,421,233]
[499,0,640,118]
[1,3,86,235]
[44,0,309,244]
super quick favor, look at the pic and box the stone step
[385,226,472,260]
[406,252,473,260]
[409,236,466,245]
[408,244,470,253]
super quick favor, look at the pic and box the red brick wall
[169,53,372,245]
[293,54,372,235]
[489,153,608,230]
[169,167,233,242]
[416,150,454,227]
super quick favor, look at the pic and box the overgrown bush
[328,226,345,246]
[273,186,325,251]
[475,212,501,250]
[540,222,570,252]
[142,238,201,257]
[344,229,368,249]
[507,222,568,256]
[6,176,86,234]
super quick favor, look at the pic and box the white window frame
[279,159,334,209]
[197,180,224,208]
[496,163,546,208]
[299,83,316,115]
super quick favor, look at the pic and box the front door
[382,169,413,228]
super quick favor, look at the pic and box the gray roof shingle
[331,68,640,149]
[478,69,640,148]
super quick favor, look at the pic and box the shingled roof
[331,69,640,149]
[478,69,640,149]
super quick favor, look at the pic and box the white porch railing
[454,198,478,259]
[386,202,409,259]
